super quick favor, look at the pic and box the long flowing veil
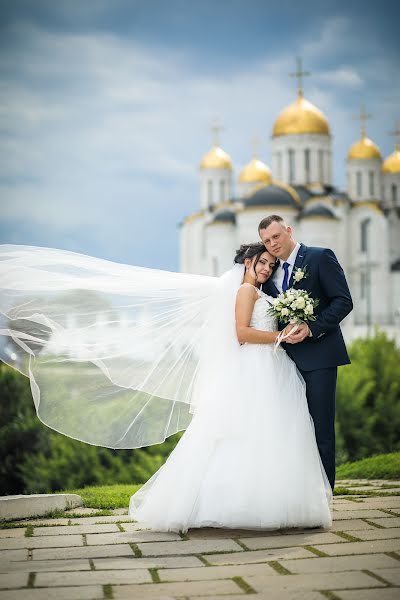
[0,244,245,449]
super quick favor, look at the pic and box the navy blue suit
[262,244,353,488]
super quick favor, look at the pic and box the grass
[65,483,143,509]
[336,452,400,480]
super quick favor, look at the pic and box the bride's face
[251,251,276,283]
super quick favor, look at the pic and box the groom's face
[259,222,293,259]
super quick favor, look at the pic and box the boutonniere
[293,265,309,283]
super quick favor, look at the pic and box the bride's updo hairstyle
[234,242,267,268]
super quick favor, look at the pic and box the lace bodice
[246,286,278,332]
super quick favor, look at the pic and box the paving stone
[245,571,386,593]
[370,567,400,585]
[186,527,282,539]
[205,546,315,565]
[312,538,400,556]
[279,552,400,574]
[369,517,400,528]
[0,559,91,573]
[33,524,120,536]
[239,531,343,550]
[10,518,73,526]
[69,517,137,525]
[340,498,400,510]
[32,543,134,560]
[86,531,181,545]
[0,550,27,562]
[0,573,28,589]
[332,510,389,520]
[330,519,377,531]
[94,556,204,570]
[137,539,242,556]
[335,589,400,600]
[191,593,325,600]
[0,534,83,550]
[350,527,400,541]
[112,579,243,598]
[0,531,26,539]
[159,562,277,581]
[35,568,152,586]
[0,585,104,599]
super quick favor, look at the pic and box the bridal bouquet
[267,289,319,350]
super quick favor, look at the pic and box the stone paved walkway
[0,480,399,599]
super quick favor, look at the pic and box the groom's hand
[285,322,310,344]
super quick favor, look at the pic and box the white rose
[296,296,306,309]
[272,298,280,306]
[275,305,282,312]
[281,308,289,316]
[287,293,295,302]
[305,304,314,315]
[294,270,304,282]
[290,302,297,310]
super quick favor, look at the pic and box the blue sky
[0,0,399,270]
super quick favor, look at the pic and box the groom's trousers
[298,366,337,490]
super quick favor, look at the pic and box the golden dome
[347,134,382,161]
[200,145,232,170]
[239,158,272,183]
[272,93,330,137]
[382,146,400,173]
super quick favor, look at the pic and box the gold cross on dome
[211,118,224,146]
[388,121,400,150]
[251,135,261,158]
[353,104,372,137]
[290,57,310,97]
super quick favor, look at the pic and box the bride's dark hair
[234,242,268,265]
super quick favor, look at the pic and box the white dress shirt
[272,242,300,293]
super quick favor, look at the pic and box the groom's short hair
[258,214,286,232]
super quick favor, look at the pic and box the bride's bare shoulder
[236,283,259,300]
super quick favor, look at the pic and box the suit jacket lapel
[289,243,308,288]
[263,279,280,297]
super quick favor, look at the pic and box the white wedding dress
[128,286,332,532]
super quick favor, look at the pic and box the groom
[259,214,353,489]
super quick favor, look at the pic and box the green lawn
[61,452,400,510]
[336,452,399,480]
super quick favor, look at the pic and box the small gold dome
[348,135,382,161]
[200,145,232,170]
[382,146,400,173]
[272,94,330,137]
[239,158,272,183]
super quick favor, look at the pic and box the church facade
[179,89,400,343]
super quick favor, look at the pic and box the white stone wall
[200,168,233,210]
[347,158,382,202]
[271,134,332,186]
[382,172,400,210]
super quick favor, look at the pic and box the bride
[0,242,332,532]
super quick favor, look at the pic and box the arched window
[277,152,282,179]
[368,171,375,196]
[318,149,324,182]
[392,184,398,205]
[219,180,226,203]
[304,149,311,183]
[356,171,362,197]
[288,149,295,183]
[360,217,370,253]
[207,180,213,207]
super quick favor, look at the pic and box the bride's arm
[235,284,280,344]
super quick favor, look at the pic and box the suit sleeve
[308,249,353,340]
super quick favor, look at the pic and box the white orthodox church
[179,73,400,343]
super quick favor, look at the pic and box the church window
[360,272,367,299]
[207,180,213,206]
[356,171,362,197]
[277,152,282,179]
[220,180,226,203]
[369,171,375,196]
[212,256,219,276]
[360,218,370,253]
[288,149,295,183]
[304,149,311,183]
[318,149,324,182]
[392,184,397,205]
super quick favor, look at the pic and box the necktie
[282,262,290,292]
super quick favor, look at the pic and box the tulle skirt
[128,344,332,532]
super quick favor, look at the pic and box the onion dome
[200,145,232,170]
[348,134,382,161]
[382,146,400,173]
[244,182,300,209]
[300,205,337,220]
[272,93,330,137]
[239,157,272,184]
